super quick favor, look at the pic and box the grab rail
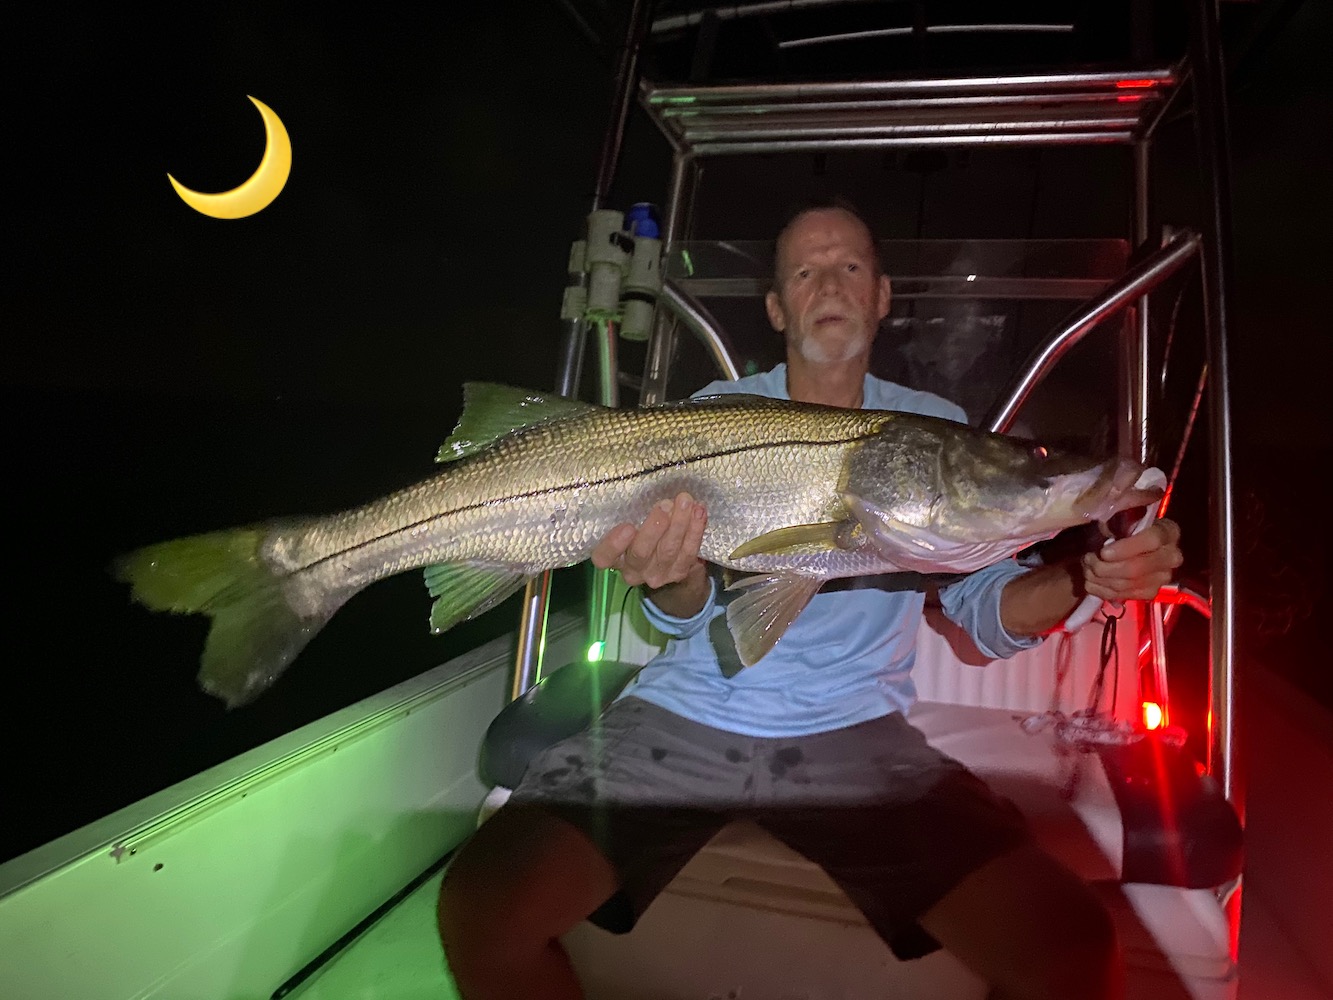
[983,229,1201,435]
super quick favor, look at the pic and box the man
[438,201,1183,1000]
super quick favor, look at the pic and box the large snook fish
[114,383,1163,708]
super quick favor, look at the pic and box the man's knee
[435,804,618,972]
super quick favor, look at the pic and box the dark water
[2,384,587,864]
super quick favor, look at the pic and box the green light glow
[681,249,695,276]
[586,640,605,663]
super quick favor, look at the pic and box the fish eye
[1030,445,1049,462]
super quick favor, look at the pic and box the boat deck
[300,789,1314,1000]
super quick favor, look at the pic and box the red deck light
[1142,701,1165,730]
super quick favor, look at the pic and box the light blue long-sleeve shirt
[620,364,1042,738]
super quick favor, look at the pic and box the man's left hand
[1080,517,1183,603]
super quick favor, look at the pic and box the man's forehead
[777,208,875,263]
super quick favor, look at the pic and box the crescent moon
[169,96,292,219]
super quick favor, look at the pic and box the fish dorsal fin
[723,573,824,668]
[728,519,866,561]
[436,384,600,463]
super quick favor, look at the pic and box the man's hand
[590,492,711,618]
[1001,517,1184,636]
[1081,517,1184,602]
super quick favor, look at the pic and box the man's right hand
[590,492,711,618]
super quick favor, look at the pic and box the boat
[2,3,1328,998]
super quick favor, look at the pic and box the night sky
[5,2,1329,864]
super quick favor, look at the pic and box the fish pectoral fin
[436,384,600,462]
[728,520,862,560]
[424,563,528,633]
[723,573,824,668]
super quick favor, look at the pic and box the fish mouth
[1077,461,1167,530]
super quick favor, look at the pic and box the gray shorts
[508,696,1030,959]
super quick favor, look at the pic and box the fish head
[935,427,1162,536]
[845,416,1164,573]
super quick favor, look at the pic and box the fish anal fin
[436,384,599,463]
[728,520,863,561]
[424,562,528,633]
[724,573,824,667]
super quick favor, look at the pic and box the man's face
[765,208,892,365]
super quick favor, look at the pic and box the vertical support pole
[1129,141,1153,467]
[1188,0,1240,809]
[641,152,697,406]
[592,0,652,214]
[511,572,552,702]
[586,319,621,657]
[1129,139,1171,723]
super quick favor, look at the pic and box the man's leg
[437,803,617,1000]
[918,841,1124,1000]
[751,714,1122,1000]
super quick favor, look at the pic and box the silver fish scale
[264,398,898,597]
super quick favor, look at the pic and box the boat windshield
[661,236,1151,452]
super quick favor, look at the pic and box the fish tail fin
[112,527,341,708]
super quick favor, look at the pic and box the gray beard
[795,327,872,365]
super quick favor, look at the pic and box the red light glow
[1143,701,1165,730]
[1227,881,1243,962]
[1116,79,1160,88]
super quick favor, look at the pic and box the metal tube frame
[687,134,1137,155]
[641,152,699,405]
[983,230,1201,434]
[1187,0,1240,808]
[654,91,1173,118]
[1130,141,1153,465]
[1132,138,1174,746]
[584,319,621,658]
[661,282,742,382]
[644,67,1177,102]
